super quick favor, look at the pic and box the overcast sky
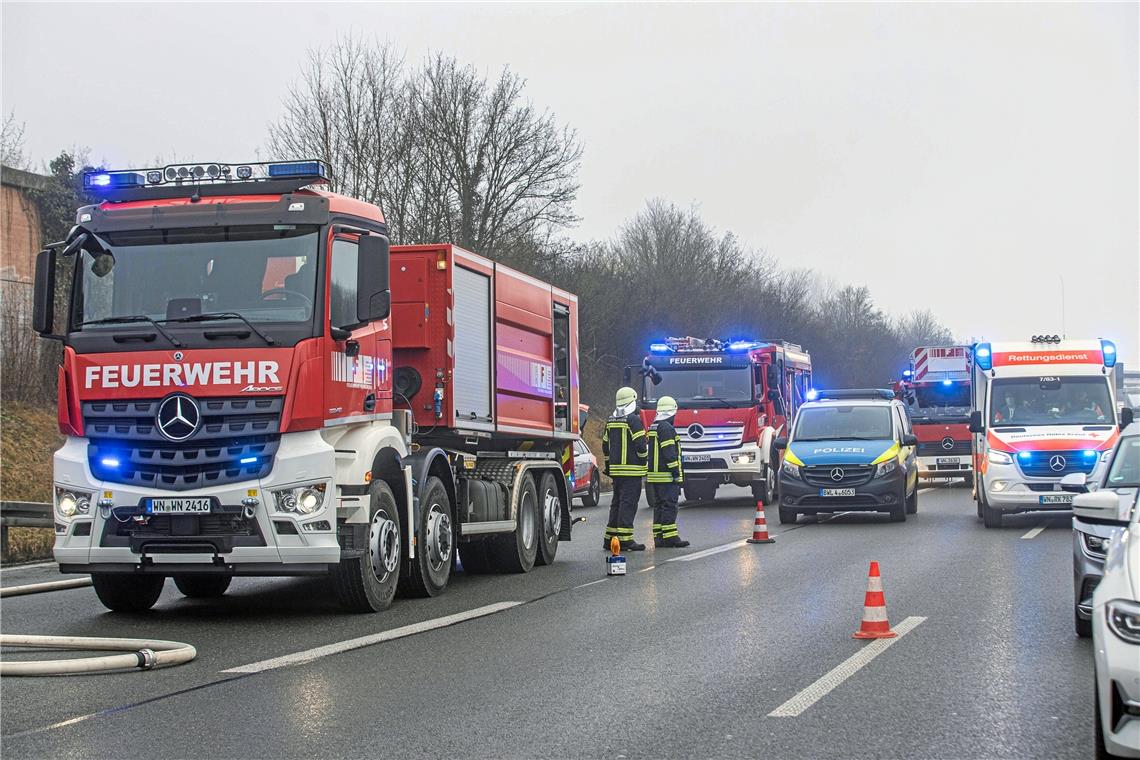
[4,2,1137,363]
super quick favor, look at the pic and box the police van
[774,389,919,524]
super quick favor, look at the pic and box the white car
[1092,499,1140,759]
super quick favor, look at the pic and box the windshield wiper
[79,315,183,347]
[163,309,275,346]
[163,312,276,345]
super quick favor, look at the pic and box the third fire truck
[895,345,973,483]
[632,337,812,504]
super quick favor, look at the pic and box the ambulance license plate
[1039,494,1074,505]
[684,454,711,463]
[936,457,959,465]
[819,488,856,497]
[145,498,214,514]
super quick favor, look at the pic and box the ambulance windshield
[75,225,320,327]
[989,376,1114,427]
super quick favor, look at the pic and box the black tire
[91,574,165,613]
[399,476,454,598]
[582,471,600,507]
[333,480,401,613]
[535,471,563,566]
[173,574,232,598]
[488,474,540,573]
[905,483,919,515]
[982,502,1003,529]
[459,538,494,574]
[975,474,986,519]
[888,482,907,522]
[1075,608,1093,639]
[778,507,798,525]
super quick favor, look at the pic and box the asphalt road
[0,483,1088,759]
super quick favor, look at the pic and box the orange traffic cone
[853,561,897,639]
[746,503,775,544]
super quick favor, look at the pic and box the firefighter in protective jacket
[602,386,648,551]
[646,396,690,548]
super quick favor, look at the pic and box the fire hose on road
[0,635,197,676]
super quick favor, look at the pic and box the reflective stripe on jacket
[647,419,684,483]
[602,411,648,477]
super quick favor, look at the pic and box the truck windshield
[989,377,1114,427]
[793,406,893,441]
[1105,437,1140,489]
[75,225,319,327]
[907,383,971,423]
[644,367,753,406]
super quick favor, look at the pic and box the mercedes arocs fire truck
[895,345,973,483]
[632,337,812,504]
[968,336,1132,528]
[31,160,580,613]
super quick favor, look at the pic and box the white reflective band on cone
[861,607,889,622]
[866,578,883,592]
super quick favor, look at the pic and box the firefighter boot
[654,535,690,548]
[620,540,646,552]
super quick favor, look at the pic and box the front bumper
[681,442,766,485]
[917,454,972,479]
[1094,605,1140,757]
[981,459,1102,514]
[52,430,342,574]
[778,469,904,513]
[1073,519,1124,622]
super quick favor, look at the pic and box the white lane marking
[638,565,656,573]
[918,488,936,495]
[1021,526,1046,540]
[666,539,748,563]
[222,601,521,674]
[0,577,92,597]
[0,561,57,573]
[767,616,926,717]
[575,578,609,589]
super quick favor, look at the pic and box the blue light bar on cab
[1101,339,1117,368]
[974,343,992,371]
[902,369,913,379]
[83,171,144,190]
[728,340,758,352]
[268,161,327,179]
[649,343,672,354]
[805,388,819,401]
[813,388,895,401]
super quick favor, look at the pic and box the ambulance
[968,336,1133,528]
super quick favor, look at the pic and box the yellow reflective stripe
[784,449,804,466]
[871,443,900,465]
[630,429,646,440]
[660,439,676,448]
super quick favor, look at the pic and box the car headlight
[988,450,1013,466]
[55,487,91,519]
[271,481,328,515]
[732,452,756,464]
[875,459,898,479]
[1082,533,1110,557]
[781,459,801,480]
[1106,599,1140,644]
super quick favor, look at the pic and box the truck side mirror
[1059,472,1088,494]
[902,434,918,447]
[774,437,788,450]
[32,248,57,337]
[578,405,589,431]
[357,234,391,323]
[1121,407,1134,429]
[968,410,984,434]
[767,389,780,401]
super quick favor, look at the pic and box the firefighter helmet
[615,386,637,408]
[655,396,678,420]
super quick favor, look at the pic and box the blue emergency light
[1082,450,1097,460]
[728,340,758,352]
[1018,451,1032,460]
[100,456,121,468]
[82,160,331,200]
[240,456,259,465]
[902,369,913,379]
[974,343,992,371]
[942,379,954,387]
[83,171,144,191]
[649,343,672,354]
[1101,340,1117,368]
[805,388,819,401]
[267,161,327,179]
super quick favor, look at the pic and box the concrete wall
[1,166,47,284]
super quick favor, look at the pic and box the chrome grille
[1015,450,1097,478]
[803,464,874,487]
[680,424,744,452]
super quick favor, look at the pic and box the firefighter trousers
[605,476,643,545]
[646,482,681,539]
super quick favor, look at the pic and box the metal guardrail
[0,501,53,562]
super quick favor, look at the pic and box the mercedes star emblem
[941,436,955,450]
[1049,455,1067,472]
[830,467,845,482]
[156,394,201,442]
[687,423,705,440]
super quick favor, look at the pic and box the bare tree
[1,111,28,170]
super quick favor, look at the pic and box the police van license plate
[936,457,959,465]
[1039,494,1074,505]
[683,454,711,463]
[145,498,214,514]
[819,488,856,497]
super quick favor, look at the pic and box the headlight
[732,452,756,464]
[875,459,898,479]
[55,487,91,519]
[988,450,1013,466]
[781,459,801,480]
[272,481,328,515]
[1082,533,1110,557]
[1106,599,1140,644]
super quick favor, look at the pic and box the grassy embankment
[1,403,61,562]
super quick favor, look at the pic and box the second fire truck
[632,337,812,504]
[895,345,973,483]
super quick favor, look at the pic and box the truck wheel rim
[370,509,400,580]
[425,504,452,573]
[520,490,536,548]
[544,489,561,540]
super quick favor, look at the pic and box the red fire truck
[31,160,579,613]
[895,345,972,483]
[633,337,812,504]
